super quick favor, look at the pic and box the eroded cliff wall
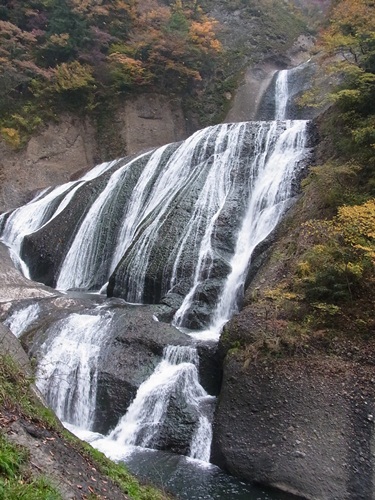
[0,95,188,213]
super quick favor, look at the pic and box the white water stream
[56,153,150,290]
[106,346,213,461]
[275,69,289,120]
[209,119,308,335]
[3,303,41,338]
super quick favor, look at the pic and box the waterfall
[108,123,249,305]
[0,64,312,467]
[1,121,309,328]
[209,119,308,334]
[275,69,289,120]
[4,303,41,338]
[56,152,150,290]
[0,159,118,277]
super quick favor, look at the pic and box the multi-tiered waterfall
[1,65,311,496]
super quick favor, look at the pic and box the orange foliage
[189,20,222,53]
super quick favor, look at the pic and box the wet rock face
[150,394,199,455]
[21,156,147,288]
[196,342,222,396]
[93,303,191,434]
[106,138,248,323]
[211,355,375,500]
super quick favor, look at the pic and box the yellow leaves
[52,61,95,92]
[302,199,375,261]
[295,198,374,306]
[311,302,341,315]
[0,127,20,148]
[108,53,151,87]
[297,261,311,278]
[264,287,301,301]
[319,0,375,67]
[332,88,362,104]
[337,199,375,262]
[337,199,375,241]
[346,261,364,277]
[108,53,144,73]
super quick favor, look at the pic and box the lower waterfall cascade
[1,65,314,498]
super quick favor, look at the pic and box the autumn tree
[313,0,375,190]
[295,198,375,306]
[0,20,51,113]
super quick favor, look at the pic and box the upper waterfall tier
[257,60,318,121]
[0,120,311,330]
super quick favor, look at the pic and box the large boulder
[211,354,375,500]
[93,302,191,434]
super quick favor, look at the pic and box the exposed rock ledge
[0,242,58,303]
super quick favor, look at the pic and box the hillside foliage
[288,0,375,341]
[0,0,222,144]
[303,0,375,289]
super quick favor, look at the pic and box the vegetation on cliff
[224,0,375,361]
[294,0,375,333]
[0,0,223,146]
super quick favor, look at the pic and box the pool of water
[66,425,298,500]
[123,448,297,499]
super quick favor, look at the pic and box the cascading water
[104,346,213,461]
[55,152,150,290]
[209,119,308,334]
[35,309,113,429]
[3,303,41,338]
[1,65,311,490]
[275,69,289,120]
[0,159,118,277]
